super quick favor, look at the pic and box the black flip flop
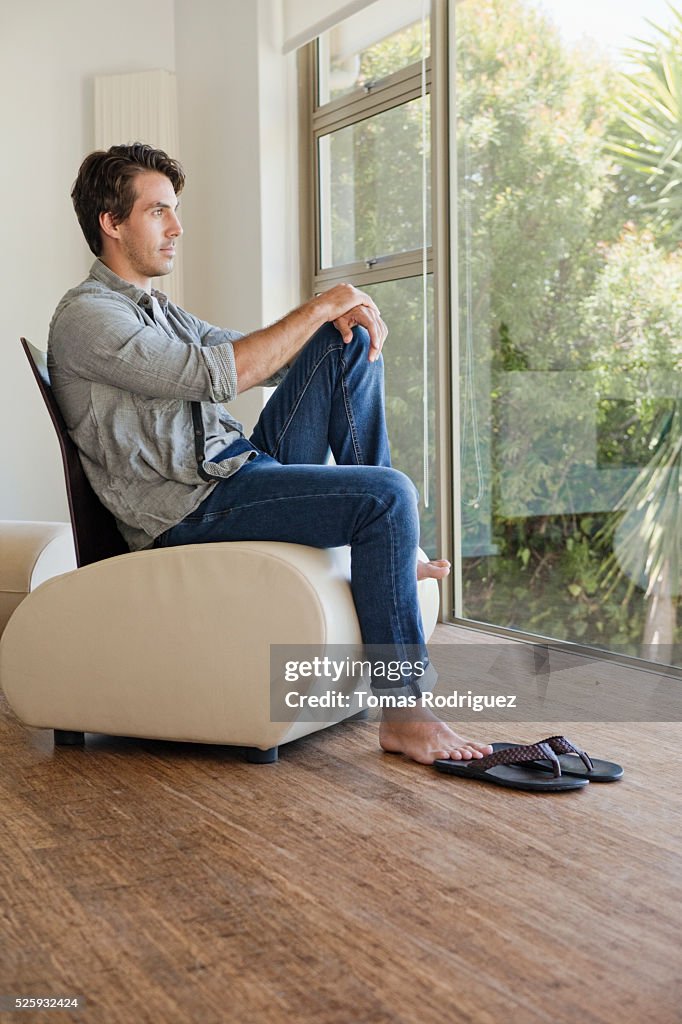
[433,741,588,792]
[492,735,624,783]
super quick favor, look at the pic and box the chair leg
[54,729,85,746]
[244,745,278,764]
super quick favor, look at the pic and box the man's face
[106,170,182,287]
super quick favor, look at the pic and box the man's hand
[320,283,388,362]
[234,282,388,392]
[333,304,388,362]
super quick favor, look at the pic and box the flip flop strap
[541,735,594,772]
[469,741,562,778]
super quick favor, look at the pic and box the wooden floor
[1,628,681,1024]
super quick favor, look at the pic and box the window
[303,0,681,667]
[456,0,682,664]
[302,0,439,551]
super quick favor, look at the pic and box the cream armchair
[0,541,439,761]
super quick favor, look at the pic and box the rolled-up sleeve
[201,343,239,402]
[198,320,289,389]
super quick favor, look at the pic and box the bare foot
[417,558,451,581]
[379,708,493,766]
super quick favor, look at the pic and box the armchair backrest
[21,338,128,567]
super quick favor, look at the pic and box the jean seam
[271,343,344,459]
[179,488,385,523]
[385,499,409,657]
[340,350,364,465]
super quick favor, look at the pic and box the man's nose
[168,212,183,236]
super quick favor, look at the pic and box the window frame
[298,0,455,620]
[309,40,434,290]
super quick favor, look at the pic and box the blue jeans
[156,323,428,690]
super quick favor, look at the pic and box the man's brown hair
[71,142,185,256]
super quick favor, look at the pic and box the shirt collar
[89,259,170,309]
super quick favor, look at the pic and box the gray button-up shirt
[47,259,263,551]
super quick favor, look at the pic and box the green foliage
[323,0,682,654]
[607,6,682,242]
[580,226,682,377]
[457,0,682,654]
[357,22,427,85]
[598,405,682,600]
[365,277,438,554]
[328,97,430,266]
[457,0,626,370]
[323,19,436,551]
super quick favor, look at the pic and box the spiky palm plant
[599,406,682,652]
[608,5,682,241]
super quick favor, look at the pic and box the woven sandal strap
[540,735,594,772]
[470,741,562,778]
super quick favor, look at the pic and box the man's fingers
[365,311,388,361]
[333,300,388,360]
[332,316,355,343]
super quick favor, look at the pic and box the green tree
[457,0,682,655]
[456,0,626,371]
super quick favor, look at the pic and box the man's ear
[99,210,120,241]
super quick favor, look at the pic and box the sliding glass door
[456,0,682,663]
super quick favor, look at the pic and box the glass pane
[319,96,431,268]
[317,0,430,105]
[365,276,437,553]
[457,0,682,665]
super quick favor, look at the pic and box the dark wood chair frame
[21,338,129,749]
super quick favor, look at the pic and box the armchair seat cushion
[0,540,439,753]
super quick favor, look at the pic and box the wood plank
[0,668,680,1024]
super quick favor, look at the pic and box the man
[48,142,492,766]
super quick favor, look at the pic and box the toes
[444,744,490,760]
[463,744,492,759]
[417,559,451,581]
[432,748,463,761]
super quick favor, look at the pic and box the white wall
[0,0,176,522]
[0,0,299,523]
[175,0,299,431]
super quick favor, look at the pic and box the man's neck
[99,254,152,293]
